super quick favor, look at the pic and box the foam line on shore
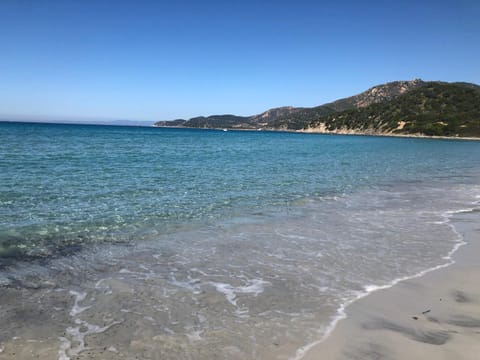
[59,289,122,360]
[290,203,479,360]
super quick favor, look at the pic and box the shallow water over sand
[1,181,480,359]
[1,122,480,358]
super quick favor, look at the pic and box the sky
[0,0,479,122]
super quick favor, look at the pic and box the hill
[307,82,480,137]
[267,79,426,130]
[153,80,480,138]
[154,107,304,129]
[154,80,425,130]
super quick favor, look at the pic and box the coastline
[0,191,478,359]
[297,128,480,141]
[152,125,480,141]
[297,209,480,360]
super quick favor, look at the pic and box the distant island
[154,80,480,138]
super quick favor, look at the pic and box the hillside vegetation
[269,79,425,130]
[309,82,480,137]
[154,80,480,138]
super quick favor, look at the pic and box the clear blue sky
[0,0,479,122]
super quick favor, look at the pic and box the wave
[290,200,479,360]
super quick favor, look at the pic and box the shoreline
[297,208,480,360]
[297,128,480,141]
[152,125,480,141]
[0,192,478,359]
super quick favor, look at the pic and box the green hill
[308,82,480,137]
[268,79,425,130]
[154,80,480,138]
[184,115,251,128]
[154,80,426,130]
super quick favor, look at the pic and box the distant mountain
[154,79,480,138]
[249,106,304,126]
[153,119,188,127]
[329,79,426,110]
[154,107,304,129]
[266,79,426,130]
[154,80,425,130]
[186,114,251,128]
[307,82,480,137]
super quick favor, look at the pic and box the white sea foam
[58,337,71,360]
[107,346,118,353]
[186,329,203,342]
[94,279,106,289]
[59,287,122,359]
[290,201,477,360]
[210,279,269,307]
[274,230,309,240]
[58,318,122,360]
[169,275,202,294]
[69,291,91,317]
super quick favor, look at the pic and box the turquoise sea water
[1,121,480,359]
[1,121,479,261]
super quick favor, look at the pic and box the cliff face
[154,79,480,138]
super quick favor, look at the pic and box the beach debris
[412,316,419,320]
[422,309,431,315]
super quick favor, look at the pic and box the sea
[1,121,480,359]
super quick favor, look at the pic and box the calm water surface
[1,121,480,359]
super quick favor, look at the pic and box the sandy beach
[300,210,480,360]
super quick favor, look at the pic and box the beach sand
[300,210,480,360]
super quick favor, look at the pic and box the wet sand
[300,210,480,360]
